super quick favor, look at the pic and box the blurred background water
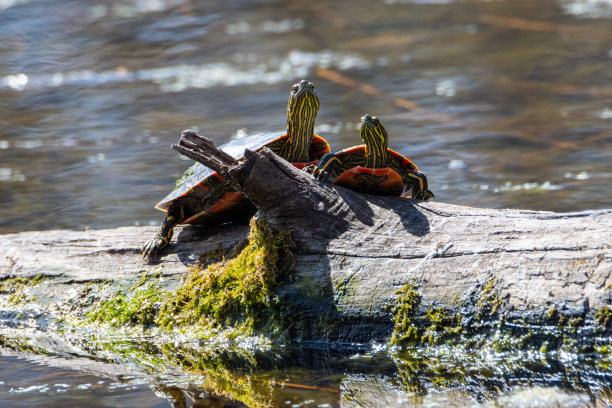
[1,0,612,406]
[1,0,611,235]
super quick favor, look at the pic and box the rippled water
[0,355,167,408]
[1,0,611,235]
[1,0,612,406]
[1,344,610,407]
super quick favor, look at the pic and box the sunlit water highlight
[1,0,611,406]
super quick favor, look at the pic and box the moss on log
[1,132,611,353]
[2,132,611,406]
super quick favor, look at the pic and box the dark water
[0,355,167,408]
[1,0,612,406]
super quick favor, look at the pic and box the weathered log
[174,132,612,326]
[1,132,611,347]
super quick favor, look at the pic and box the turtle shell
[334,166,404,196]
[156,131,283,211]
[328,145,418,196]
[156,131,329,225]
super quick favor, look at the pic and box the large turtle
[143,80,330,259]
[312,114,434,199]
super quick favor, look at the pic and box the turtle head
[286,80,319,145]
[360,114,388,166]
[289,79,318,105]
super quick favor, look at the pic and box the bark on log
[1,132,611,345]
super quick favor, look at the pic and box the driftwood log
[170,131,612,342]
[1,131,611,345]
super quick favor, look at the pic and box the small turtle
[143,80,330,259]
[312,114,433,199]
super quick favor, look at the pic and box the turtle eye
[308,82,314,89]
[373,116,379,124]
[291,84,299,93]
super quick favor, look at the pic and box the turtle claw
[414,189,435,201]
[142,232,171,261]
[303,164,316,174]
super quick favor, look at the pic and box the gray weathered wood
[1,133,611,344]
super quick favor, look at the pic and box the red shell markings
[183,192,252,224]
[334,166,404,196]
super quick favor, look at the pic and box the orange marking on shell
[292,160,317,170]
[208,192,250,213]
[182,192,252,224]
[334,166,404,196]
[180,159,321,223]
[387,148,418,172]
[310,134,332,158]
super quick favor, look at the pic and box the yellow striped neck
[364,144,388,168]
[361,118,389,168]
[280,82,319,162]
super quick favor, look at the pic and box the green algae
[595,306,611,328]
[334,277,350,298]
[391,344,610,402]
[82,217,295,339]
[87,281,164,327]
[2,234,610,407]
[158,344,277,408]
[156,217,295,336]
[421,306,462,345]
[389,282,468,348]
[0,274,45,293]
[0,275,46,305]
[475,277,503,320]
[387,277,612,358]
[389,283,422,346]
[545,306,564,324]
[386,280,610,396]
[388,279,540,351]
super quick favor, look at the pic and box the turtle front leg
[403,171,435,201]
[142,203,184,260]
[312,153,343,181]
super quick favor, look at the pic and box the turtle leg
[403,171,435,200]
[142,203,185,260]
[312,153,343,181]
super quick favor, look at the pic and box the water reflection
[3,343,610,407]
[561,0,612,18]
[0,355,167,407]
[1,0,612,405]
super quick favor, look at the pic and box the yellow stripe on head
[282,80,320,162]
[360,114,388,168]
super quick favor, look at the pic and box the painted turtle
[312,114,434,199]
[143,80,330,259]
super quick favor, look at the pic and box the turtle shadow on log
[276,186,430,343]
[260,176,431,343]
[333,186,430,237]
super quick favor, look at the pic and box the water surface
[1,0,611,234]
[1,0,612,406]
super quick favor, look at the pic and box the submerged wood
[1,131,611,344]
